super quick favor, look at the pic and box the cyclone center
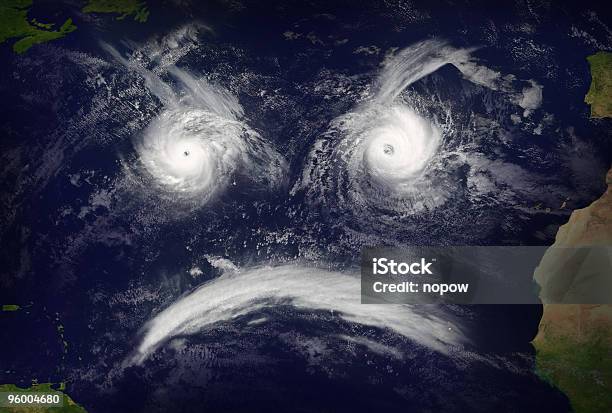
[383,144,394,155]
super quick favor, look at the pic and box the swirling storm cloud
[104,43,287,210]
[293,40,552,246]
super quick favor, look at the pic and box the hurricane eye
[184,150,190,157]
[383,144,394,155]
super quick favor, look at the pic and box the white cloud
[129,265,465,364]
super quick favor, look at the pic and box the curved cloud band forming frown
[130,265,465,365]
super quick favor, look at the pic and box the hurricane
[294,41,469,224]
[105,43,287,209]
[293,39,549,245]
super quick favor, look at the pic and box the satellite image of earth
[0,1,611,412]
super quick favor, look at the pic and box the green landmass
[0,383,87,412]
[2,305,20,312]
[82,0,149,22]
[0,0,77,54]
[535,326,612,413]
[585,51,612,118]
[30,19,52,29]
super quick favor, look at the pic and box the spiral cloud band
[362,105,440,189]
[135,68,286,206]
[294,39,545,241]
[294,40,459,221]
[104,42,287,208]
